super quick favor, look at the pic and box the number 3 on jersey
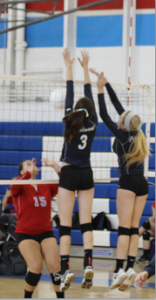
[78,134,88,150]
[33,196,47,207]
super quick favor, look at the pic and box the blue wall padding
[73,198,79,213]
[0,136,42,151]
[150,143,155,153]
[0,122,65,136]
[0,151,41,165]
[0,122,154,137]
[0,165,41,181]
[96,123,114,137]
[91,137,111,152]
[149,154,155,169]
[77,15,123,47]
[0,136,111,152]
[136,14,155,46]
[150,123,155,137]
[109,199,154,216]
[94,183,155,200]
[53,229,83,245]
[0,186,10,194]
[110,232,118,247]
[25,17,64,48]
[111,168,155,183]
[0,20,7,48]
[148,177,155,184]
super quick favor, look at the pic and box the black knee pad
[50,273,61,285]
[143,231,151,240]
[59,225,71,238]
[130,227,139,236]
[142,220,151,230]
[80,223,92,234]
[25,272,41,286]
[118,226,130,236]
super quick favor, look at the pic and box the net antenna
[144,85,155,182]
[0,0,119,34]
[127,0,134,107]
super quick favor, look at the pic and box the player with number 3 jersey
[11,158,65,299]
[58,49,98,292]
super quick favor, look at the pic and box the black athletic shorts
[15,230,55,245]
[118,174,149,196]
[59,165,94,191]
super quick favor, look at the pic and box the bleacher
[0,121,155,252]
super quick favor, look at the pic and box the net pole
[127,0,134,106]
[144,87,152,180]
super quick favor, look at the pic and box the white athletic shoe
[110,268,127,290]
[119,268,136,291]
[59,270,75,292]
[81,266,94,289]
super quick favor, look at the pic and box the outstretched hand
[62,48,75,68]
[97,72,108,89]
[135,271,149,290]
[41,157,56,168]
[78,50,90,68]
[90,68,108,87]
[28,158,41,178]
[41,157,61,174]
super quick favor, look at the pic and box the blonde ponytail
[123,115,150,167]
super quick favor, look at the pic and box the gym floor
[0,257,155,298]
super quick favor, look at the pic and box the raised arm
[90,68,125,115]
[105,83,125,115]
[62,48,75,115]
[11,171,31,197]
[78,50,97,123]
[11,158,41,197]
[41,157,60,197]
[97,73,127,143]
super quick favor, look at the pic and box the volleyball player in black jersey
[58,49,98,292]
[90,70,150,291]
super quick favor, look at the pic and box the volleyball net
[0,74,155,186]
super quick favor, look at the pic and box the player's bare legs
[128,194,148,256]
[18,240,43,296]
[77,188,94,288]
[58,187,76,291]
[41,237,62,295]
[110,189,135,290]
[119,194,147,291]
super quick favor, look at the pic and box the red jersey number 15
[33,196,47,207]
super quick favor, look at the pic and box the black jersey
[144,255,155,278]
[98,83,144,177]
[60,81,98,168]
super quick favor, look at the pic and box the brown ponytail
[123,115,150,167]
[63,97,94,143]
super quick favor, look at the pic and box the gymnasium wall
[0,0,155,84]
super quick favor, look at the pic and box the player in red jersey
[11,158,64,299]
